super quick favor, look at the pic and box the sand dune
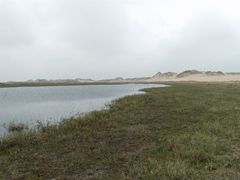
[92,70,240,83]
[147,70,240,82]
[2,70,240,87]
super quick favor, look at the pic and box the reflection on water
[0,84,165,135]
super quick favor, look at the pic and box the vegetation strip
[0,83,240,179]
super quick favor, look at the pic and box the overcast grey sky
[1,0,240,81]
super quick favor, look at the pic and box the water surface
[0,84,165,135]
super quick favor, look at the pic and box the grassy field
[0,83,240,179]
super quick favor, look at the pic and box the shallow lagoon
[0,84,165,135]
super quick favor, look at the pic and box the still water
[0,84,165,135]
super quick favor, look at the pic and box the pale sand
[147,74,240,82]
[98,73,240,83]
[3,70,240,86]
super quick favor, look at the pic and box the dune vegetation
[0,83,240,179]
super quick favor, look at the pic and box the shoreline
[0,81,158,89]
[0,84,165,137]
[3,70,240,88]
[1,79,240,89]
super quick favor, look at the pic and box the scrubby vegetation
[6,123,28,133]
[0,83,240,179]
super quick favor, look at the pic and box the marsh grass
[6,123,28,133]
[1,83,240,179]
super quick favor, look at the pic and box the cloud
[0,1,35,48]
[0,0,240,81]
[153,11,240,72]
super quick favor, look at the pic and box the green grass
[6,123,28,133]
[1,83,240,179]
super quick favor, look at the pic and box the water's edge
[0,84,166,137]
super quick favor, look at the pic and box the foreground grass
[1,83,240,179]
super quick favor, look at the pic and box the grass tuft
[7,123,28,133]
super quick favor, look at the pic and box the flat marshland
[0,83,240,179]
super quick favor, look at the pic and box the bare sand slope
[147,70,240,82]
[2,70,240,87]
